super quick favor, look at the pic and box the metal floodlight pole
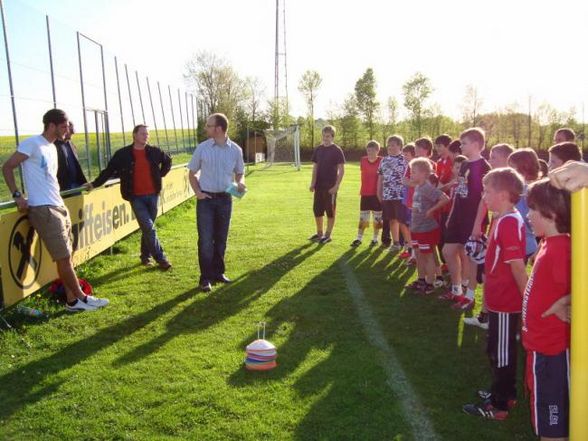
[146,77,159,145]
[168,85,179,153]
[178,88,186,151]
[45,15,56,107]
[157,81,170,152]
[185,92,190,148]
[76,32,92,179]
[191,94,197,148]
[125,64,135,126]
[1,0,24,189]
[135,70,146,123]
[99,42,111,160]
[114,56,125,145]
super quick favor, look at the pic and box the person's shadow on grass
[112,243,321,367]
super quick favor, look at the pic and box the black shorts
[526,350,569,438]
[382,200,406,222]
[313,189,337,218]
[360,195,382,212]
[444,215,474,244]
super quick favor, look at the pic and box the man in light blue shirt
[188,113,245,292]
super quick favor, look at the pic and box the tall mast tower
[273,0,288,129]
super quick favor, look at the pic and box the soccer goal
[264,125,301,170]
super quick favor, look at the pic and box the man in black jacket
[85,124,173,270]
[55,122,87,191]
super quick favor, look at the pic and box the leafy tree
[354,68,379,139]
[298,70,322,147]
[402,72,433,138]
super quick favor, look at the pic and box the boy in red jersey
[523,179,571,440]
[435,134,453,187]
[463,168,527,420]
[351,140,383,247]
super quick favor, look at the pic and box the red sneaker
[452,295,475,311]
[399,250,412,259]
[438,291,458,301]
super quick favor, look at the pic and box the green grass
[0,163,536,440]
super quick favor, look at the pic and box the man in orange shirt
[86,125,172,269]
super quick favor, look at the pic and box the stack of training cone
[245,322,277,371]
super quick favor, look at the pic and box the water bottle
[16,305,46,318]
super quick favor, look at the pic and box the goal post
[264,125,301,170]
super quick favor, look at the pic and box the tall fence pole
[1,0,23,189]
[177,88,186,152]
[76,31,92,179]
[571,188,588,440]
[146,76,159,145]
[157,81,170,152]
[125,64,135,126]
[99,42,111,161]
[114,56,125,146]
[45,15,56,108]
[168,85,179,154]
[191,94,197,147]
[135,70,146,123]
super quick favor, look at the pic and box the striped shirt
[188,137,244,192]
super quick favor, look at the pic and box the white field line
[338,261,441,441]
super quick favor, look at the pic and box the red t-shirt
[360,156,382,196]
[133,148,156,196]
[437,156,453,186]
[484,212,526,313]
[522,235,571,354]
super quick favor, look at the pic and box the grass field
[0,163,537,440]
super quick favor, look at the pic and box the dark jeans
[130,194,166,263]
[197,195,232,283]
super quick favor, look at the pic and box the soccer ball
[465,235,488,264]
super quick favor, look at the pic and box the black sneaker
[350,239,362,247]
[407,279,425,290]
[418,283,435,295]
[476,391,517,409]
[309,233,322,242]
[319,236,332,244]
[463,402,508,420]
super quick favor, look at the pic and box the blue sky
[4,0,588,128]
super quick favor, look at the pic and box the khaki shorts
[28,205,72,260]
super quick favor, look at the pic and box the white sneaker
[463,316,489,330]
[85,295,110,308]
[433,279,445,288]
[65,299,98,313]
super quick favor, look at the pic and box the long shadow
[113,243,320,367]
[0,289,196,422]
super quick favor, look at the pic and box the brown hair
[490,143,515,158]
[415,137,434,155]
[527,178,571,234]
[460,127,485,149]
[434,134,452,148]
[386,134,404,147]
[210,113,229,132]
[554,127,576,142]
[322,125,336,137]
[549,142,582,163]
[43,108,68,130]
[132,124,148,136]
[448,140,462,155]
[366,140,380,149]
[402,143,416,157]
[482,167,524,204]
[454,154,467,165]
[409,157,433,176]
[538,159,549,178]
[508,148,540,182]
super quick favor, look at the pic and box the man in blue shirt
[188,113,245,292]
[55,122,87,191]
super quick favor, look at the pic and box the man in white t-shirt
[2,109,109,312]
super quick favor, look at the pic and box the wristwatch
[12,190,22,199]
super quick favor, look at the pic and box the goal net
[264,125,301,170]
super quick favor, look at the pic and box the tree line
[185,51,585,152]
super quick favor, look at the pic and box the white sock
[465,288,475,300]
[452,284,463,295]
[372,231,379,241]
[356,231,364,241]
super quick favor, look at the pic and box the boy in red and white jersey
[351,140,383,247]
[523,179,571,440]
[463,168,527,420]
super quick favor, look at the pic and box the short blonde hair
[460,127,486,149]
[490,143,515,158]
[322,125,336,137]
[386,134,404,147]
[483,167,524,204]
[409,157,433,176]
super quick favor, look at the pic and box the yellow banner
[0,166,193,307]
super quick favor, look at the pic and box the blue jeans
[197,195,232,283]
[130,194,166,263]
